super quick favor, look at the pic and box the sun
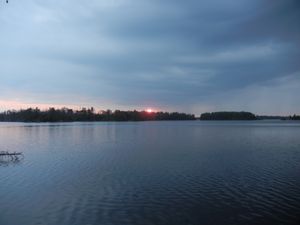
[146,108,153,113]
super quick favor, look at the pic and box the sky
[0,0,299,115]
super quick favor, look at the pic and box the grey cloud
[0,0,299,114]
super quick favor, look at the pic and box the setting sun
[146,108,153,113]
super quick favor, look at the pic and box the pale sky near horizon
[0,0,299,115]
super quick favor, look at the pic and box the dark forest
[0,107,196,122]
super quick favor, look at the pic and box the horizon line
[0,106,298,117]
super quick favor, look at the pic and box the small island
[200,111,257,120]
[200,111,300,120]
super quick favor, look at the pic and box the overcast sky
[0,0,299,115]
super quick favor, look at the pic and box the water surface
[1,121,300,225]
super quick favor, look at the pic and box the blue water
[1,121,300,225]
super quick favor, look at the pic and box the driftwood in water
[0,151,23,156]
[0,151,24,162]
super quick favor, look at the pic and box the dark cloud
[0,0,299,114]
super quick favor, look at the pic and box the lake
[1,121,300,225]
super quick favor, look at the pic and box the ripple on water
[0,121,300,225]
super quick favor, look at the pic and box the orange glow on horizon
[0,100,80,111]
[0,99,161,114]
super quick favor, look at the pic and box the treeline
[200,111,257,120]
[288,115,300,120]
[0,107,195,122]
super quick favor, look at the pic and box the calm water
[1,121,300,225]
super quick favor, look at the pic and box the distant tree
[289,114,300,120]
